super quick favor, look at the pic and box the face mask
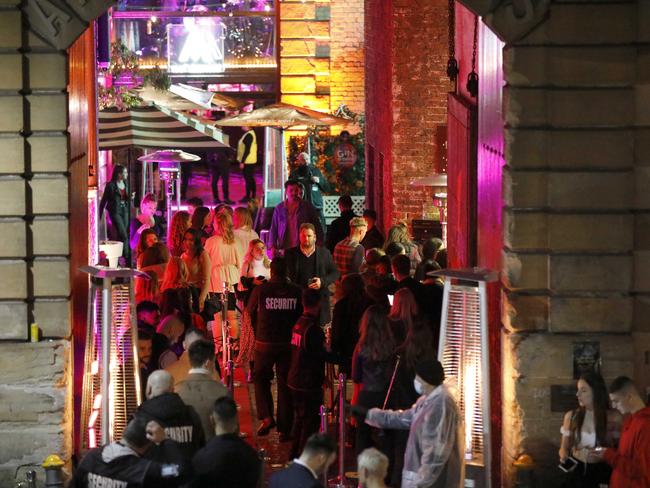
[413,378,424,395]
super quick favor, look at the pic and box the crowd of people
[80,167,650,488]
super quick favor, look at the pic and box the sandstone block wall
[499,0,648,484]
[0,5,72,485]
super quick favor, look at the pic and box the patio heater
[433,268,497,488]
[79,266,149,451]
[138,150,201,226]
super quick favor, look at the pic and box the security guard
[237,126,257,202]
[72,416,189,488]
[136,370,205,462]
[287,288,341,459]
[244,256,302,439]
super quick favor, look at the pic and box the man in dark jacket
[287,289,341,458]
[289,152,331,233]
[269,180,324,256]
[325,195,356,253]
[285,223,339,326]
[191,396,262,488]
[360,209,385,251]
[269,433,337,488]
[72,415,190,488]
[136,370,205,461]
[245,256,303,438]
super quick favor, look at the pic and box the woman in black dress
[99,164,130,264]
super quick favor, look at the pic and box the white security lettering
[164,425,193,443]
[88,472,127,488]
[265,297,298,310]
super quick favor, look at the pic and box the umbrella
[133,85,245,111]
[213,102,351,128]
[213,103,351,206]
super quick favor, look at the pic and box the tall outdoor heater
[138,150,201,226]
[433,268,497,488]
[79,266,149,450]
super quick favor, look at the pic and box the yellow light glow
[464,362,477,459]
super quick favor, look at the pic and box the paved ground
[231,366,359,487]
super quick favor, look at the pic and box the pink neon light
[89,428,97,449]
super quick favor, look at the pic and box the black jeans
[355,390,386,456]
[108,204,130,263]
[210,161,230,201]
[290,388,323,458]
[253,343,293,434]
[243,164,256,199]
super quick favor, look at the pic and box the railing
[322,196,365,224]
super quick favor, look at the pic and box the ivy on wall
[288,106,365,196]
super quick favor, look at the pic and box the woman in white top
[204,211,243,339]
[236,238,271,379]
[233,206,259,252]
[559,371,620,487]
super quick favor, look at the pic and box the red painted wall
[364,0,394,232]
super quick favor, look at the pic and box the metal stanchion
[220,283,235,396]
[320,404,330,487]
[330,373,348,488]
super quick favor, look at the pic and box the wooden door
[446,93,477,268]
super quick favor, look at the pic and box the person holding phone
[285,223,339,326]
[558,372,621,487]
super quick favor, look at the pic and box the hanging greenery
[143,66,171,92]
[289,106,365,196]
[99,40,171,111]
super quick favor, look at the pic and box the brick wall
[329,0,364,116]
[0,5,73,484]
[280,0,365,118]
[365,0,451,228]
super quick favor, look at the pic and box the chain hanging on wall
[466,15,479,97]
[446,0,459,81]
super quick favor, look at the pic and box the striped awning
[99,106,230,150]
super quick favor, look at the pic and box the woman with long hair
[160,256,189,292]
[180,228,211,313]
[190,206,213,245]
[384,223,421,272]
[331,273,373,375]
[135,242,170,304]
[233,206,259,252]
[204,211,244,338]
[135,228,159,269]
[388,287,419,346]
[167,210,190,257]
[235,238,270,380]
[352,305,397,455]
[385,318,435,487]
[559,371,621,487]
[98,164,131,263]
